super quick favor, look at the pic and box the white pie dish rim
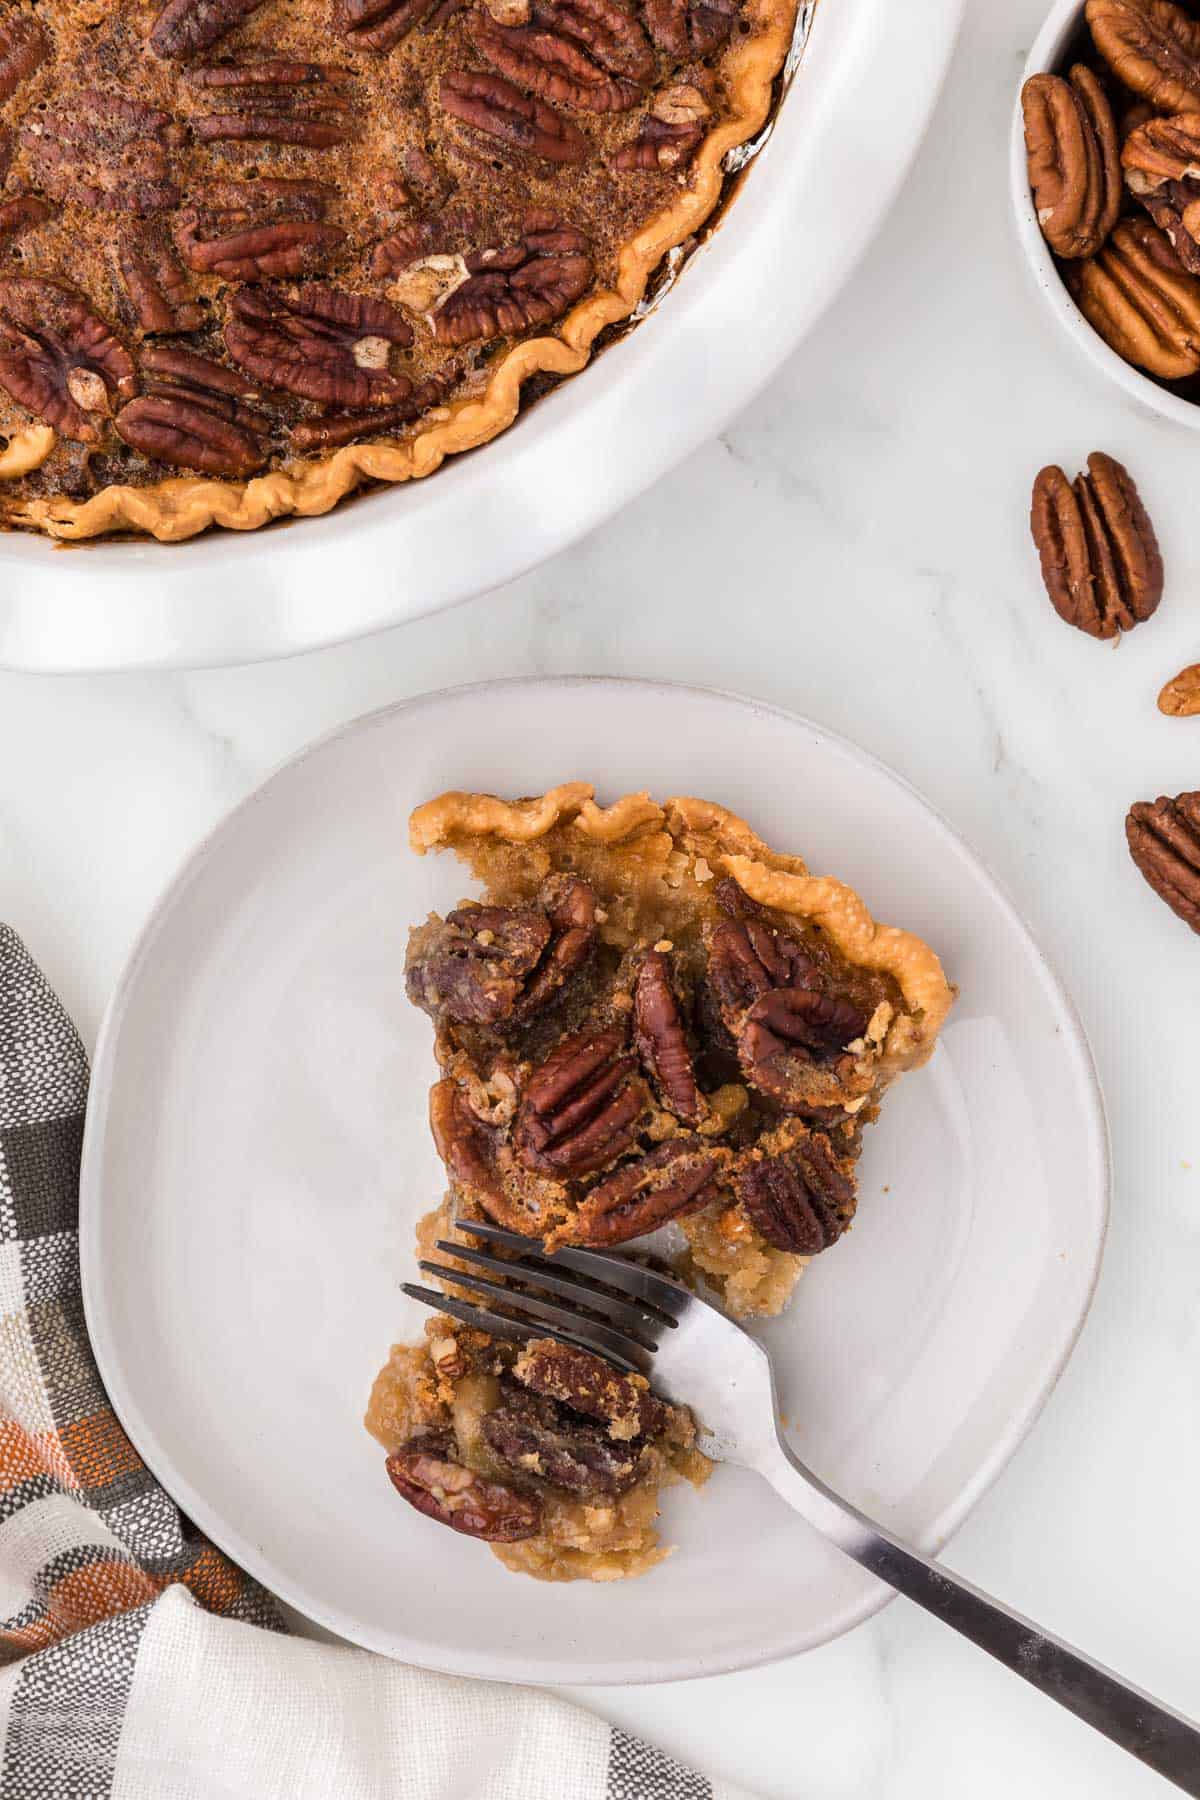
[0,0,964,672]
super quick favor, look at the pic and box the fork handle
[765,1445,1200,1794]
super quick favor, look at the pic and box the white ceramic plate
[80,679,1108,1684]
[0,0,963,673]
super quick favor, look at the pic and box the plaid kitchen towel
[0,924,756,1800]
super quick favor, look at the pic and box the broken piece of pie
[403,782,954,1316]
[365,1320,706,1580]
[369,781,954,1579]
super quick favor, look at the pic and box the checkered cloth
[0,925,754,1800]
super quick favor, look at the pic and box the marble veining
[0,3,1198,1794]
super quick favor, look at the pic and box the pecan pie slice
[365,1313,706,1580]
[403,783,955,1318]
[0,0,802,539]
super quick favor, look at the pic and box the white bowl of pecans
[1012,0,1200,430]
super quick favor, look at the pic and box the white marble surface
[2,0,1199,1793]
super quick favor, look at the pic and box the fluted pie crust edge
[3,0,797,544]
[409,780,956,1086]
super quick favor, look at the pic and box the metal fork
[405,1221,1200,1794]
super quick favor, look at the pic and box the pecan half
[433,215,592,345]
[574,1137,722,1244]
[1121,115,1200,266]
[612,88,707,170]
[0,11,47,105]
[1158,662,1200,714]
[118,232,205,335]
[224,285,415,406]
[1137,185,1200,274]
[532,0,655,82]
[288,378,447,450]
[336,0,439,51]
[187,58,362,148]
[633,950,701,1121]
[612,115,700,170]
[0,279,135,443]
[429,1078,508,1214]
[1030,453,1163,640]
[514,1025,646,1177]
[386,1432,542,1539]
[116,346,271,478]
[151,0,271,59]
[406,877,596,1027]
[20,93,183,215]
[1021,66,1120,260]
[737,1134,856,1254]
[704,888,820,1028]
[1123,111,1200,192]
[482,1383,647,1497]
[643,0,736,58]
[739,989,869,1108]
[1068,215,1200,378]
[174,177,339,279]
[513,1337,668,1437]
[511,875,597,1018]
[471,15,641,112]
[1126,790,1200,931]
[1086,0,1200,116]
[439,71,588,165]
[0,195,49,239]
[407,902,552,1025]
[373,207,479,281]
[175,214,344,281]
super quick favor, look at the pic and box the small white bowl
[1011,0,1200,430]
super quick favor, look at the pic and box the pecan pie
[0,0,801,539]
[403,782,955,1318]
[365,1317,706,1579]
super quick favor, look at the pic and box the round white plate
[0,0,963,673]
[80,679,1108,1684]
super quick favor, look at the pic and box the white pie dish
[79,676,1109,1685]
[0,0,963,673]
[1011,0,1200,432]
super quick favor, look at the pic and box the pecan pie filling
[404,783,955,1317]
[365,1321,707,1580]
[370,784,954,1579]
[0,0,798,538]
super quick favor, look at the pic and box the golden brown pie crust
[0,0,799,542]
[410,780,956,1083]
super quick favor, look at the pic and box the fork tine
[434,1240,668,1345]
[455,1219,691,1318]
[418,1260,654,1369]
[400,1282,647,1375]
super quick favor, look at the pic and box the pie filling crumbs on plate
[0,0,802,540]
[366,1322,708,1582]
[367,783,955,1580]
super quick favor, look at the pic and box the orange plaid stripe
[58,1409,145,1492]
[179,1545,250,1616]
[0,1559,161,1656]
[0,1416,70,1492]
